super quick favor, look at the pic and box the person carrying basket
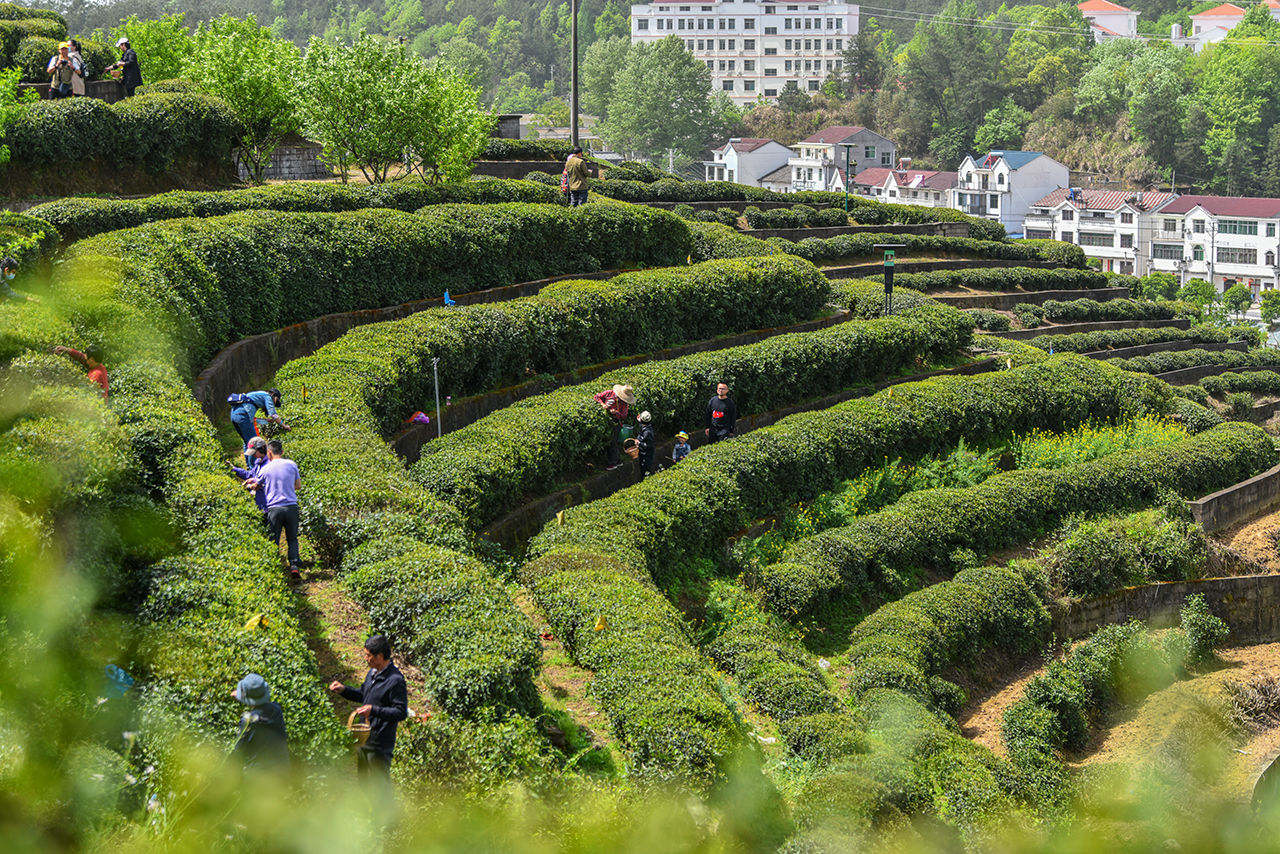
[328,635,407,781]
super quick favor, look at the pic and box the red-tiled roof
[1032,188,1176,212]
[799,125,868,144]
[1077,0,1132,13]
[726,138,776,153]
[1191,2,1246,18]
[1161,194,1280,217]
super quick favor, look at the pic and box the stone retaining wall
[237,141,331,181]
[191,270,620,423]
[1155,363,1280,386]
[933,287,1130,311]
[745,222,970,241]
[981,317,1193,341]
[391,308,853,463]
[1083,339,1247,361]
[639,200,832,212]
[824,258,1061,279]
[1186,463,1280,534]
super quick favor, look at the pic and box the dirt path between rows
[1213,506,1280,573]
[958,657,1046,757]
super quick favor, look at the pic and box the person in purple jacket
[231,436,269,513]
[247,439,302,579]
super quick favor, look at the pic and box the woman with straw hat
[594,382,635,471]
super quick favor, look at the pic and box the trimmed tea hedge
[527,357,1172,588]
[0,210,59,269]
[1201,370,1280,397]
[847,566,1050,714]
[829,278,934,318]
[57,203,692,374]
[26,179,564,244]
[342,539,540,716]
[479,138,573,161]
[1041,297,1196,323]
[1107,348,1280,376]
[742,205,849,229]
[881,267,1107,293]
[411,301,975,528]
[521,548,742,784]
[1014,325,1243,355]
[5,93,241,176]
[967,308,1011,331]
[764,422,1272,616]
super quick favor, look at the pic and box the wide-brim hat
[613,384,635,405]
[234,673,270,707]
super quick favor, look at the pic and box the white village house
[1144,195,1280,297]
[949,150,1069,234]
[704,137,794,186]
[850,161,957,208]
[1023,188,1177,275]
[1077,0,1139,40]
[787,125,895,192]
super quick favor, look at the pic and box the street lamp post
[570,0,579,149]
[843,144,851,213]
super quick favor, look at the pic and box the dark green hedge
[883,267,1106,293]
[479,138,573,161]
[1201,370,1280,397]
[526,356,1173,589]
[27,179,565,244]
[1041,297,1197,323]
[742,205,849,230]
[764,422,1272,616]
[0,210,59,268]
[4,94,241,176]
[59,203,692,374]
[0,14,64,65]
[411,301,975,528]
[1014,325,1242,355]
[521,548,743,785]
[1107,348,1280,376]
[847,566,1049,713]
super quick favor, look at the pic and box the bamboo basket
[347,710,371,746]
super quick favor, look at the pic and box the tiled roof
[1190,2,1246,18]
[1160,194,1280,217]
[726,138,777,153]
[799,125,868,144]
[974,150,1046,170]
[1032,188,1176,212]
[759,163,792,184]
[1077,0,1133,13]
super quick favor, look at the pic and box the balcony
[961,204,993,216]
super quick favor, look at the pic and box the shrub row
[846,566,1050,714]
[883,267,1106,293]
[341,538,540,716]
[5,94,241,176]
[1201,370,1280,397]
[1014,325,1243,355]
[411,301,976,528]
[967,308,1011,331]
[1001,597,1227,770]
[830,278,934,318]
[0,13,63,66]
[26,179,564,244]
[601,161,681,183]
[478,138,573,161]
[764,422,1272,616]
[0,210,59,269]
[1107,347,1280,376]
[521,548,742,784]
[58,203,692,374]
[742,205,849,230]
[708,607,866,764]
[526,357,1173,589]
[1041,297,1197,323]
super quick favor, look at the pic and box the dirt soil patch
[958,656,1048,757]
[1213,505,1280,573]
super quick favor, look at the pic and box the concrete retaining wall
[1083,339,1247,361]
[982,317,1193,341]
[392,308,852,463]
[1155,363,1280,386]
[1052,573,1280,644]
[237,141,331,182]
[639,200,832,212]
[1187,463,1280,533]
[191,269,620,423]
[824,259,1062,279]
[18,79,124,102]
[933,287,1130,311]
[745,222,970,241]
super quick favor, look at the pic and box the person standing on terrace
[705,381,737,443]
[565,147,590,207]
[107,37,142,97]
[595,383,635,471]
[329,635,408,782]
[247,439,302,579]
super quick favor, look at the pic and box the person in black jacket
[230,673,289,771]
[108,37,143,97]
[329,634,408,779]
[704,381,737,444]
[635,410,656,481]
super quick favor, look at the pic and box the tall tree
[597,35,713,161]
[843,16,886,94]
[580,35,630,118]
[999,4,1091,109]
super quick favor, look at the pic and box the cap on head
[571,146,583,155]
[246,436,267,454]
[676,431,689,440]
[84,344,103,363]
[637,411,652,424]
[268,388,282,405]
[58,41,70,50]
[116,37,129,47]
[233,673,270,707]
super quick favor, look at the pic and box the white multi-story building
[787,125,894,192]
[629,1,859,105]
[1173,3,1245,51]
[704,137,794,185]
[850,161,957,208]
[949,150,1069,234]
[1145,195,1280,297]
[1023,188,1177,275]
[1077,0,1139,40]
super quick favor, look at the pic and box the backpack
[560,168,569,193]
[227,393,250,406]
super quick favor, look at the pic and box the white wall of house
[1023,194,1176,275]
[1147,206,1280,296]
[949,152,1069,233]
[704,139,793,186]
[788,128,894,192]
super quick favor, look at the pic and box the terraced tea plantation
[7,178,1280,853]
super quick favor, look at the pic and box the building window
[997,173,1005,185]
[722,80,735,91]
[1219,219,1259,236]
[1193,219,1204,233]
[1120,233,1134,248]
[638,19,649,30]
[728,60,735,69]
[1061,232,1074,243]
[835,18,842,29]
[826,39,833,49]
[1193,244,1204,261]
[719,39,726,48]
[1163,219,1178,233]
[1026,229,1053,240]
[1079,232,1114,247]
[784,39,791,49]
[804,18,812,28]
[1061,209,1074,221]
[1218,246,1258,264]
[764,87,776,95]
[1270,223,1277,237]
[803,60,811,71]
[864,145,875,159]
[744,39,755,48]
[1152,243,1183,260]
[825,60,832,70]
[718,60,725,70]
[808,79,819,90]
[744,60,755,70]
[784,59,792,70]
[745,18,756,28]
[764,26,777,33]
[836,38,842,48]
[1269,250,1277,266]
[728,39,735,48]
[697,39,704,49]
[764,67,777,75]
[881,152,891,165]
[744,80,755,91]
[1120,212,1133,224]
[656,19,664,29]
[727,18,735,28]
[765,5,775,11]
[686,39,693,48]
[783,17,791,28]
[678,19,685,29]
[989,194,998,209]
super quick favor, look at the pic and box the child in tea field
[636,411,656,480]
[672,431,691,463]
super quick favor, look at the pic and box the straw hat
[613,384,636,405]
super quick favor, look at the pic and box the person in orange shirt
[52,344,108,400]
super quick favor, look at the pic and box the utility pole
[570,0,580,148]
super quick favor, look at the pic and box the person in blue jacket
[329,635,408,781]
[228,388,287,465]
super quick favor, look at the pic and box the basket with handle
[622,438,639,460]
[347,710,372,746]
